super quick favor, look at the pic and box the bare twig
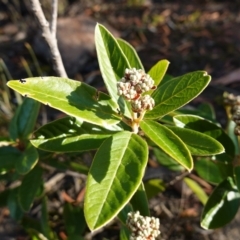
[50,0,58,37]
[29,0,67,77]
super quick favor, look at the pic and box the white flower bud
[117,68,155,100]
[126,211,160,240]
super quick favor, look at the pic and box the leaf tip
[200,221,208,230]
[202,71,211,80]
[187,166,193,172]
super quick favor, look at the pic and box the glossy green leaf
[153,147,184,172]
[117,38,144,70]
[0,146,22,169]
[144,179,165,199]
[84,131,148,230]
[198,103,216,120]
[7,187,24,221]
[195,158,233,185]
[176,108,217,123]
[7,77,120,127]
[201,177,240,229]
[173,115,235,159]
[120,225,131,240]
[48,158,89,175]
[159,73,173,85]
[145,71,211,119]
[140,120,193,171]
[9,98,40,141]
[64,203,86,239]
[15,143,39,174]
[130,182,149,216]
[95,24,131,117]
[234,166,240,192]
[184,177,208,205]
[31,117,118,152]
[18,165,43,211]
[118,204,133,224]
[176,103,217,123]
[147,59,170,87]
[167,126,224,156]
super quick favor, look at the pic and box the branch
[50,0,58,37]
[29,0,67,78]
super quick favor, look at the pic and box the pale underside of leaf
[84,131,148,230]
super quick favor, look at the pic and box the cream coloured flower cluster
[117,68,155,113]
[126,211,160,240]
[224,93,240,135]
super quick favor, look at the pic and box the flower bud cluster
[223,93,240,107]
[117,68,155,113]
[126,211,160,240]
[224,93,240,135]
[131,95,155,113]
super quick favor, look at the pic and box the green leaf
[44,158,89,175]
[9,98,40,141]
[95,24,131,117]
[18,165,43,211]
[0,189,10,207]
[64,203,86,240]
[40,196,53,240]
[176,103,217,122]
[117,38,144,70]
[195,158,233,185]
[147,59,170,87]
[21,216,43,236]
[167,126,224,156]
[144,179,165,199]
[173,115,235,160]
[84,131,148,230]
[120,225,131,240]
[15,143,39,174]
[31,117,118,152]
[159,73,173,85]
[130,182,149,216]
[153,147,184,172]
[201,177,240,229]
[140,120,193,171]
[145,71,211,119]
[7,77,120,127]
[7,187,24,221]
[234,166,240,192]
[184,177,208,205]
[0,146,22,169]
[118,204,133,224]
[198,103,216,120]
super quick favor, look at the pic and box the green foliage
[84,131,148,230]
[145,71,211,119]
[2,22,239,238]
[140,119,193,171]
[184,177,208,205]
[9,98,40,141]
[201,177,240,229]
[31,117,118,152]
[19,165,43,211]
[7,76,120,127]
[63,203,86,240]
